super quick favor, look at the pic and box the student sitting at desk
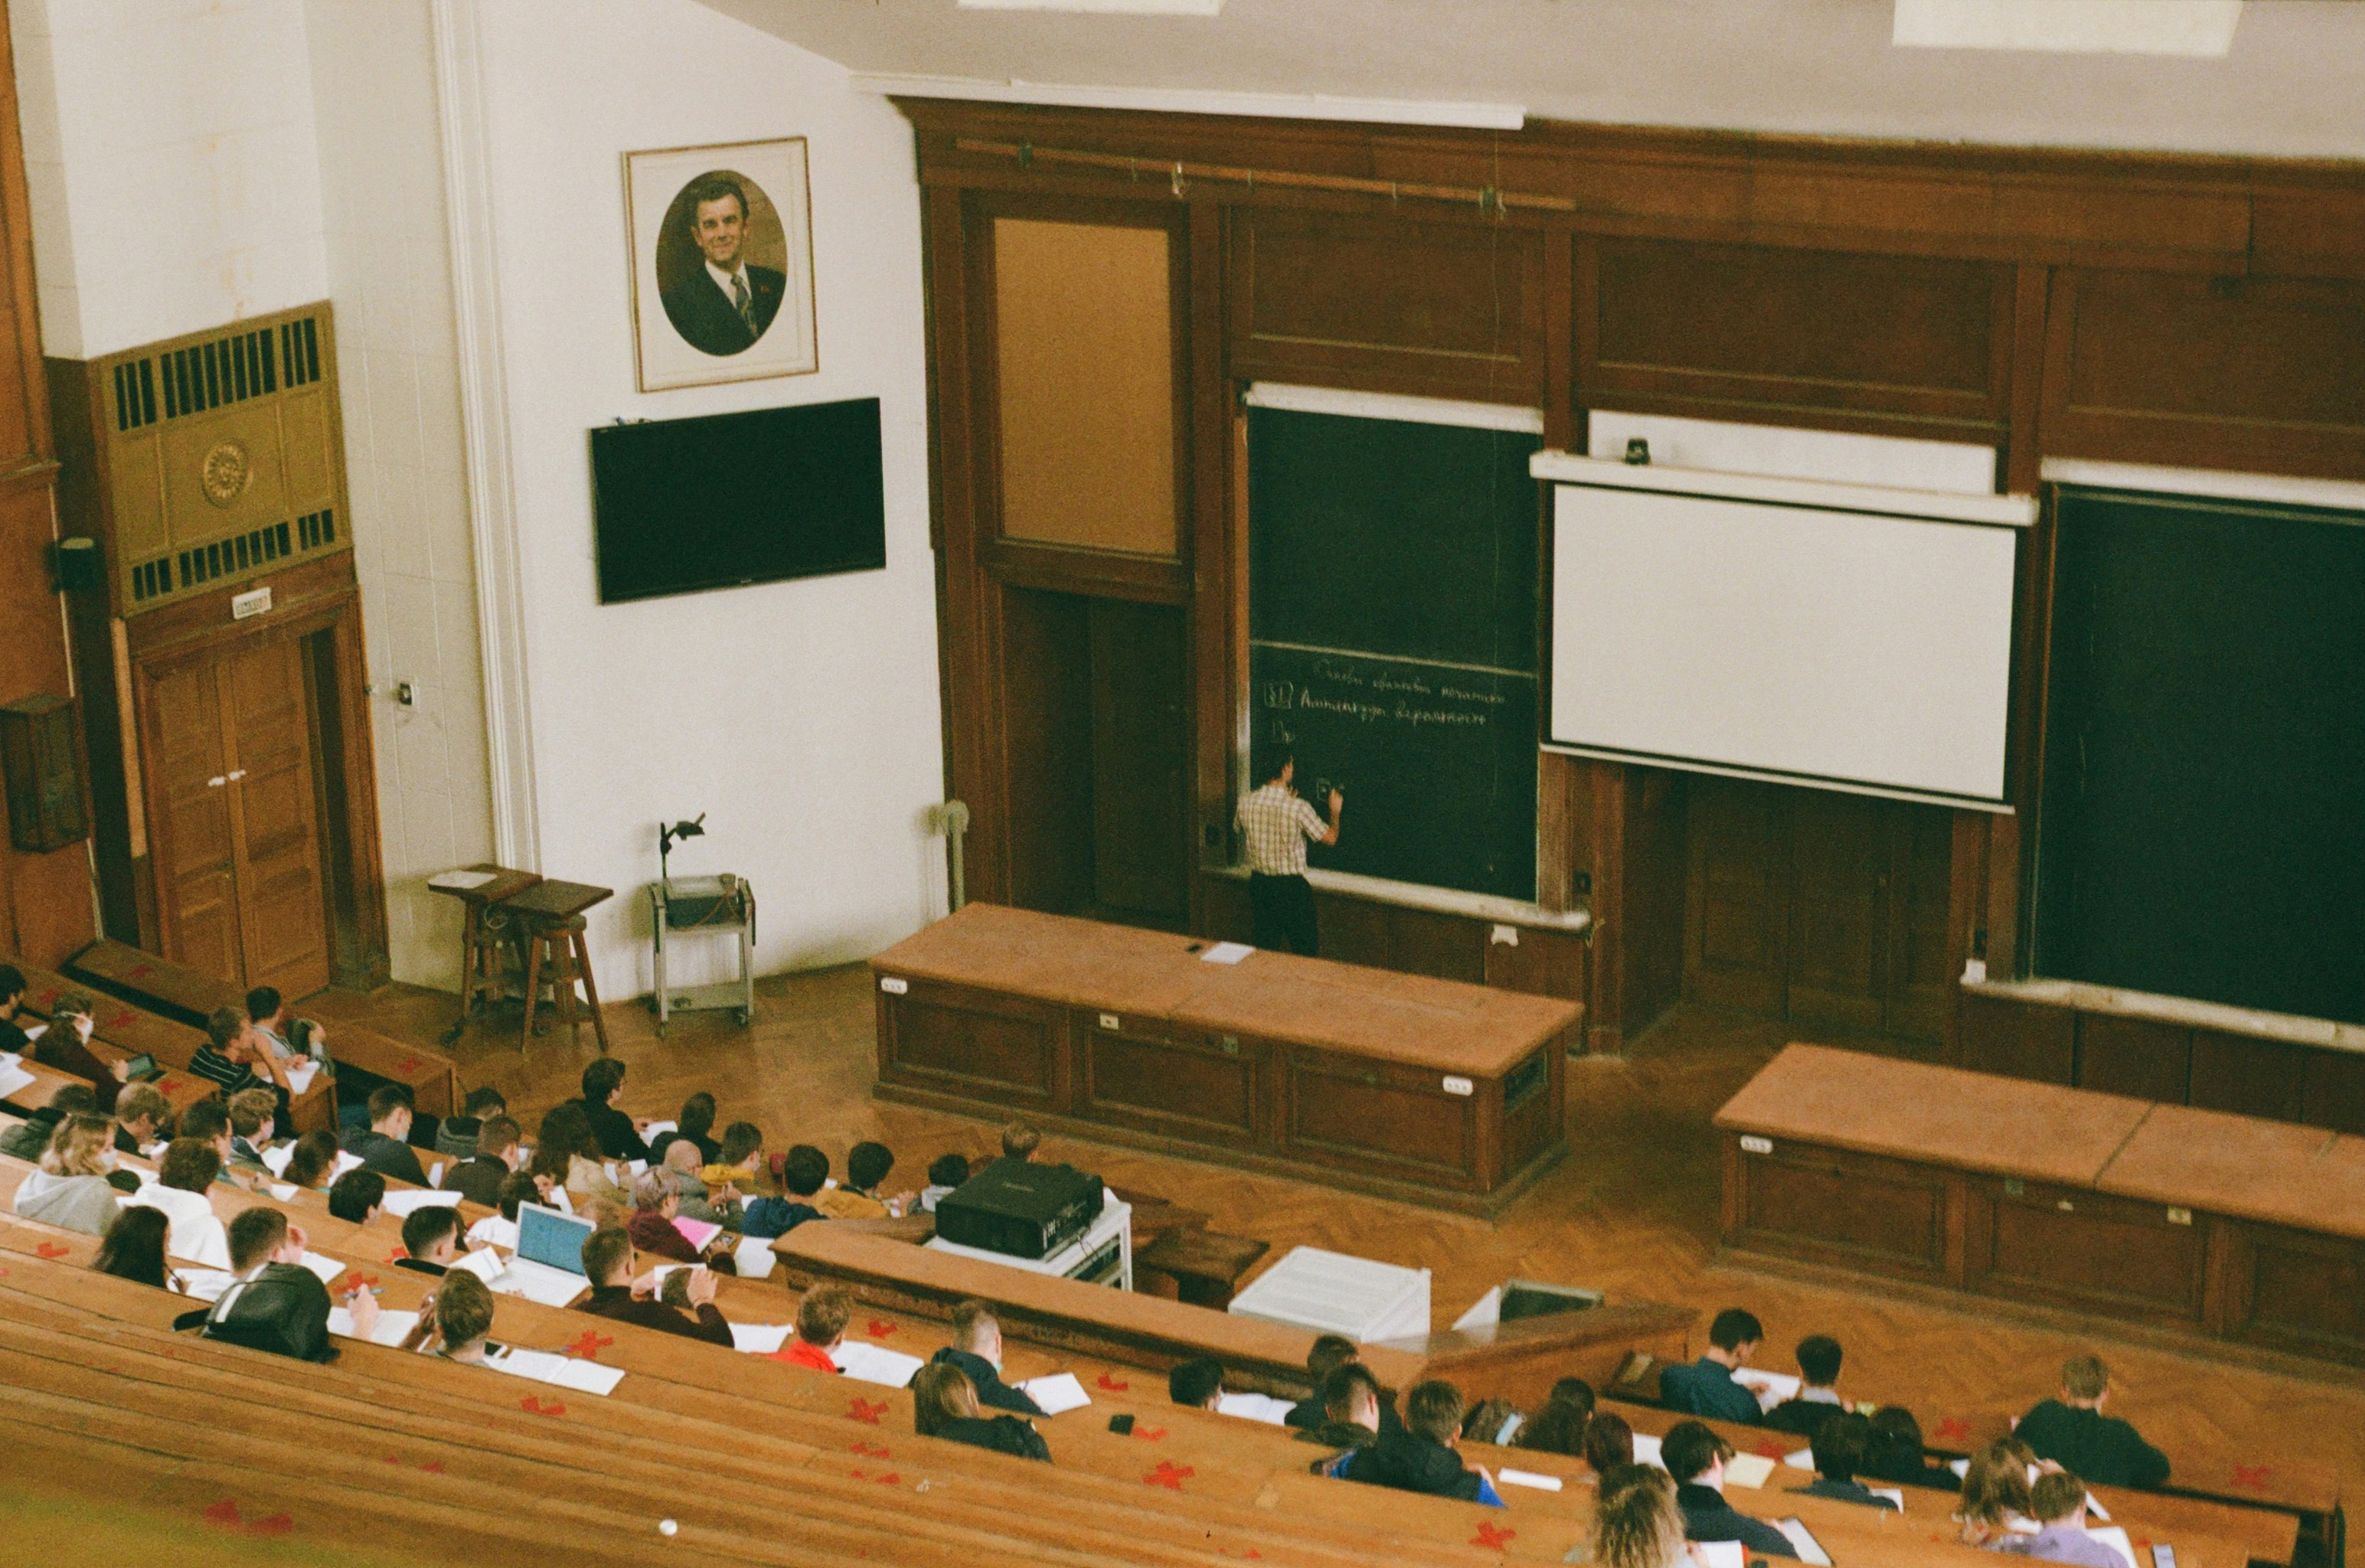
[341,1086,428,1185]
[0,1082,98,1161]
[815,1139,906,1218]
[441,1114,521,1208]
[126,1138,231,1269]
[1326,1380,1504,1506]
[570,1227,732,1346]
[917,1152,968,1214]
[225,1088,279,1174]
[913,1362,1050,1462]
[1992,1471,2130,1568]
[1592,1462,1697,1568]
[648,1092,719,1167]
[93,1204,172,1290]
[1585,1413,1638,1475]
[1168,1355,1226,1411]
[328,1168,386,1225]
[422,1269,498,1366]
[1295,1364,1389,1454]
[1791,1411,1900,1511]
[1765,1333,1848,1437]
[626,1169,733,1268]
[740,1145,828,1239]
[434,1086,508,1161]
[21,991,129,1114]
[701,1121,766,1197]
[0,962,29,1054]
[397,1205,464,1276]
[1664,1420,1798,1558]
[1517,1377,1597,1456]
[190,1005,295,1119]
[917,1300,1044,1416]
[763,1283,851,1374]
[2014,1356,2171,1491]
[468,1171,541,1250]
[571,1059,648,1163]
[13,1113,122,1235]
[1660,1308,1766,1425]
[282,1129,342,1192]
[1955,1436,2045,1547]
[176,1099,264,1195]
[1286,1334,1362,1428]
[187,1206,366,1361]
[109,1085,171,1158]
[1865,1406,1961,1492]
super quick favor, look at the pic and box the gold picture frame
[624,136,818,392]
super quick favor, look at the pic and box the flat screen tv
[590,397,885,604]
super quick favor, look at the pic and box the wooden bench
[4,956,260,1121]
[1135,1225,1271,1308]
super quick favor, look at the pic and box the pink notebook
[672,1217,722,1250]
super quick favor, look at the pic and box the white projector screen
[1545,464,2028,808]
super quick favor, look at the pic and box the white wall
[303,0,495,989]
[8,0,329,359]
[466,0,946,992]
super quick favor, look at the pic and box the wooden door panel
[1683,778,1788,1014]
[1884,804,1958,1044]
[1087,599,1190,924]
[1788,791,1886,1033]
[142,658,240,984]
[221,638,329,997]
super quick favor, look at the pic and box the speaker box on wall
[0,694,90,853]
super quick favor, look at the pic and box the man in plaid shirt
[1236,746,1342,956]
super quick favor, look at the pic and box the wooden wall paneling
[2073,1012,2194,1103]
[1957,991,2073,1083]
[1579,238,2014,439]
[1618,766,1686,1038]
[924,185,991,892]
[1882,803,1956,1053]
[1785,790,1889,1037]
[1186,198,1231,895]
[2298,1047,2365,1137]
[1481,925,1586,1004]
[997,586,1096,918]
[1085,599,1190,926]
[1984,814,2022,980]
[1226,204,1546,404]
[310,601,387,988]
[0,3,51,470]
[1681,776,1788,1018]
[2001,263,2050,492]
[1940,811,1987,1063]
[2187,1029,2306,1123]
[1534,229,1581,921]
[2041,266,2365,480]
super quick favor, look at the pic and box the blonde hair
[41,1114,113,1178]
[1594,1463,1687,1568]
[912,1362,980,1436]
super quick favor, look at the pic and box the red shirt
[763,1338,838,1374]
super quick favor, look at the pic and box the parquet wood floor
[309,970,2364,1514]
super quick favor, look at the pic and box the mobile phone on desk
[1107,1414,1135,1436]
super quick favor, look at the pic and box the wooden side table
[496,879,614,1054]
[427,864,541,1044]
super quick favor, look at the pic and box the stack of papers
[1016,1373,1091,1416]
[1697,1543,1746,1568]
[382,1188,465,1218]
[487,1346,626,1396]
[467,1214,519,1250]
[296,1252,349,1285]
[1214,1392,1295,1425]
[730,1323,793,1355]
[327,1307,422,1347]
[833,1340,926,1387]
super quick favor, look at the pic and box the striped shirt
[1237,783,1328,877]
[188,1043,263,1096]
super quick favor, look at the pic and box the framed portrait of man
[625,137,817,391]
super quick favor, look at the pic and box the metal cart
[648,874,755,1034]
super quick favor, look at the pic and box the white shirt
[126,1184,231,1269]
[468,1214,519,1250]
[705,259,753,307]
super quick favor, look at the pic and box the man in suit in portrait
[660,174,783,357]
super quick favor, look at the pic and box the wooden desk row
[65,937,463,1118]
[870,904,1578,1214]
[1717,1044,2365,1371]
[5,956,283,1122]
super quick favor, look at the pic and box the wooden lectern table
[1717,1044,2365,1370]
[868,904,1577,1214]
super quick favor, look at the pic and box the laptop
[492,1203,597,1306]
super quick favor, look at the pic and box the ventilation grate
[112,359,158,432]
[157,325,280,421]
[280,316,321,387]
[126,511,342,607]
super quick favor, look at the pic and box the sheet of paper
[1733,1369,1802,1410]
[643,1122,678,1138]
[486,1346,626,1395]
[1775,1519,1833,1568]
[730,1323,793,1355]
[1724,1452,1778,1489]
[266,1182,297,1201]
[382,1187,465,1217]
[328,1307,421,1347]
[1632,1431,1664,1469]
[733,1233,776,1279]
[285,1060,320,1096]
[429,1161,445,1187]
[2085,1492,2112,1522]
[1452,1285,1502,1332]
[832,1340,926,1388]
[333,1151,364,1178]
[1869,1486,1906,1508]
[1788,1449,1816,1471]
[1495,1468,1564,1492]
[296,1250,348,1285]
[625,1160,646,1178]
[427,868,497,890]
[450,1247,507,1285]
[1017,1372,1092,1416]
[0,1063,38,1102]
[171,1269,239,1303]
[1696,1541,1745,1568]
[671,1216,722,1250]
[1215,1391,1295,1425]
[1949,1457,1971,1478]
[261,1143,295,1177]
[1199,941,1254,965]
[162,1218,232,1271]
[2085,1526,2137,1568]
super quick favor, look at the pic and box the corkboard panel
[991,217,1178,557]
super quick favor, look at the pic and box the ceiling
[696,0,2365,160]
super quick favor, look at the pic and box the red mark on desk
[849,1440,891,1459]
[395,1058,422,1073]
[128,963,157,979]
[1470,1523,1517,1550]
[2232,1464,2272,1491]
[519,1396,566,1417]
[1934,1418,1971,1444]
[106,1010,136,1031]
[864,1318,897,1338]
[1144,1461,1194,1491]
[848,1396,888,1425]
[1754,1441,1787,1461]
[1132,1426,1167,1442]
[563,1331,613,1361]
[36,1242,70,1259]
[1096,1373,1130,1392]
[338,1270,380,1294]
[202,1501,293,1537]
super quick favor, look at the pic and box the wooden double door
[1683,777,1955,1046]
[140,632,332,997]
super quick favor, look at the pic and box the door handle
[227,769,247,782]
[207,776,227,789]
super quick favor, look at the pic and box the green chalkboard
[1246,405,1539,900]
[2033,487,2365,1024]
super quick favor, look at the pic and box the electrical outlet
[395,681,417,710]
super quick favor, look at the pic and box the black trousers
[1249,872,1320,957]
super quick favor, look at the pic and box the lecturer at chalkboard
[1238,747,1343,956]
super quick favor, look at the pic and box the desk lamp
[658,814,705,887]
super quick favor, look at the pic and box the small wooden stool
[519,913,609,1054]
[426,864,541,1044]
[493,877,616,1056]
